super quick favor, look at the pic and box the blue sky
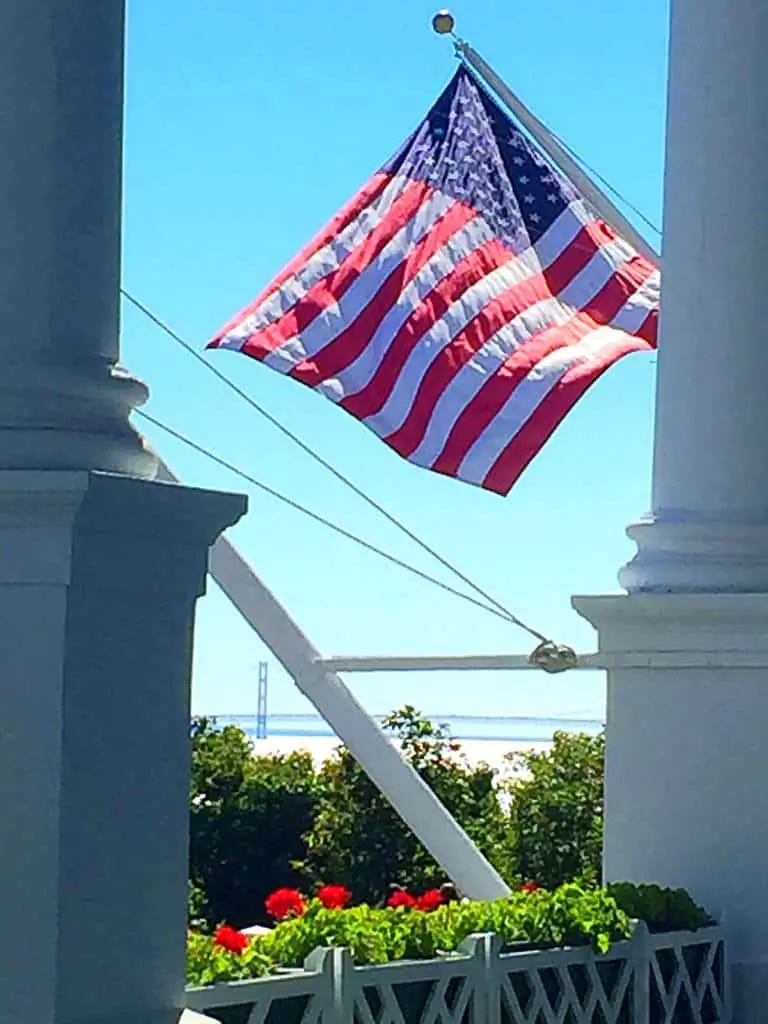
[120,1,669,721]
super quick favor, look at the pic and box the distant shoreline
[209,713,604,744]
[206,714,604,773]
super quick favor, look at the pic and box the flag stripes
[210,68,657,494]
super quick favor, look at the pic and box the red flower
[415,889,444,912]
[317,884,352,910]
[520,881,540,893]
[265,887,307,920]
[387,890,417,909]
[213,925,249,955]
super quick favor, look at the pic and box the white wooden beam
[315,653,596,673]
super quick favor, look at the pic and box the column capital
[0,469,247,592]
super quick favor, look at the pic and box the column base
[573,591,768,1023]
[0,360,158,477]
[620,512,768,593]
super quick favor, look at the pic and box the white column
[0,4,246,1023]
[574,2,768,1018]
[0,1,154,476]
[621,0,768,594]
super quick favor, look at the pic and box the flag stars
[389,68,572,250]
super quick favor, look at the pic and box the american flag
[210,67,658,495]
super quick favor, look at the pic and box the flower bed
[186,882,728,1023]
[188,884,632,985]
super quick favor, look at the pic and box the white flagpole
[432,14,660,267]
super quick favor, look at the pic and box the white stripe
[217,175,409,350]
[408,297,574,467]
[361,246,545,438]
[611,271,660,334]
[314,216,495,403]
[455,325,631,485]
[261,192,456,374]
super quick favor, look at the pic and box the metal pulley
[528,640,580,674]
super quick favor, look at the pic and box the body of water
[212,712,604,743]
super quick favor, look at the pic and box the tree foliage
[189,711,607,926]
[502,730,604,889]
[300,706,514,902]
[189,717,319,928]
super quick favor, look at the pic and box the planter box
[487,925,728,1024]
[186,924,729,1024]
[185,948,334,1024]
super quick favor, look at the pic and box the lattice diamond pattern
[352,974,474,1024]
[648,937,727,1024]
[499,956,633,1024]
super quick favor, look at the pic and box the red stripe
[238,181,433,359]
[289,201,479,387]
[340,237,513,420]
[208,171,393,348]
[480,334,650,495]
[397,252,658,466]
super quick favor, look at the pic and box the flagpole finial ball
[432,10,455,34]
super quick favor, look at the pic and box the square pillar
[0,471,245,1023]
[574,593,768,1021]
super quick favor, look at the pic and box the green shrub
[187,928,272,985]
[300,706,514,902]
[189,717,320,928]
[502,731,604,889]
[608,882,715,933]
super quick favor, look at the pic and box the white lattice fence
[187,925,730,1024]
[489,932,637,1024]
[337,938,485,1024]
[645,927,728,1024]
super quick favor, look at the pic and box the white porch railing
[185,922,729,1024]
